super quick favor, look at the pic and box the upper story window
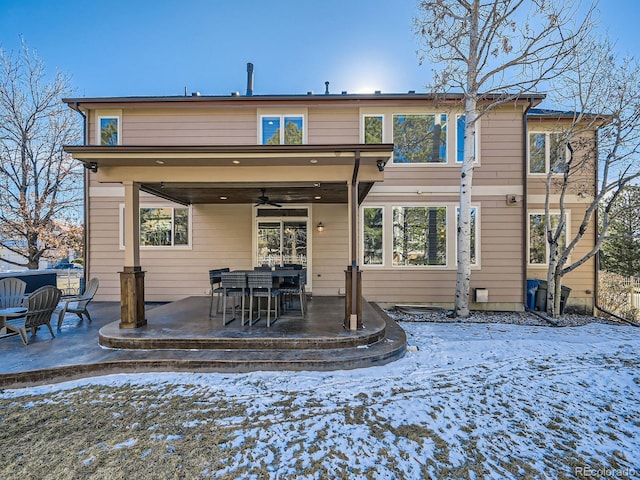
[528,132,567,174]
[98,116,120,146]
[393,114,447,164]
[261,115,304,145]
[363,115,383,144]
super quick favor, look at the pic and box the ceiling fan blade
[266,200,282,208]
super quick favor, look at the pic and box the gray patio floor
[0,296,406,389]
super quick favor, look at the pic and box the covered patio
[64,143,394,332]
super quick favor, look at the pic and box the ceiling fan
[255,188,282,207]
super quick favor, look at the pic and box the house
[62,75,597,327]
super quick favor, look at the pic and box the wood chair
[0,278,27,309]
[247,271,280,327]
[208,268,230,318]
[8,285,61,345]
[220,271,247,326]
[55,277,99,328]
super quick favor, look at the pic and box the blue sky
[0,0,639,98]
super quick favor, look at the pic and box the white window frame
[527,131,568,175]
[259,114,306,145]
[456,205,481,268]
[391,113,449,166]
[119,205,192,250]
[527,210,570,266]
[361,114,384,144]
[96,113,122,146]
[455,114,480,164]
[361,205,385,267]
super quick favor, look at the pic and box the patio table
[0,307,28,336]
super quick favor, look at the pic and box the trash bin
[559,285,571,315]
[526,280,539,310]
[535,280,548,311]
[535,281,572,314]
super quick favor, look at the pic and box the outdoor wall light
[316,222,325,232]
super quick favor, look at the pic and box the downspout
[350,151,361,329]
[522,98,534,310]
[74,102,89,291]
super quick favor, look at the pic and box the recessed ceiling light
[314,195,322,200]
[220,196,227,200]
[232,160,240,164]
[310,159,318,164]
[313,182,321,187]
[155,160,165,165]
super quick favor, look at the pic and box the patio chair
[279,269,307,317]
[9,285,61,345]
[220,271,247,326]
[247,271,280,327]
[208,268,230,318]
[0,278,27,309]
[55,277,99,328]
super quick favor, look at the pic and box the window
[456,115,478,163]
[99,116,120,145]
[528,132,567,174]
[261,115,304,145]
[364,115,383,144]
[457,206,478,265]
[528,213,566,265]
[363,207,383,265]
[121,206,190,248]
[393,206,447,266]
[393,114,447,163]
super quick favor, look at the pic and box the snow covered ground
[1,320,639,479]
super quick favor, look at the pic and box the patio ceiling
[140,181,364,205]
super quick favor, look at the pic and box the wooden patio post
[345,151,363,330]
[119,181,146,328]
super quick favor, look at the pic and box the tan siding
[311,204,349,296]
[307,108,359,144]
[123,109,257,146]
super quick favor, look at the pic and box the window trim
[96,114,121,146]
[119,204,192,250]
[391,112,449,166]
[527,210,570,266]
[527,131,568,175]
[259,113,306,145]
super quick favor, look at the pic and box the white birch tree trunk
[455,98,478,317]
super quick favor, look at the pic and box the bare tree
[414,0,594,316]
[541,37,640,316]
[0,41,82,270]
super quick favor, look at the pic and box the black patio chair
[279,269,307,317]
[220,271,247,326]
[247,271,280,327]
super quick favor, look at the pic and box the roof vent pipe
[325,81,330,95]
[246,62,254,96]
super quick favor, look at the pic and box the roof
[63,92,546,109]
